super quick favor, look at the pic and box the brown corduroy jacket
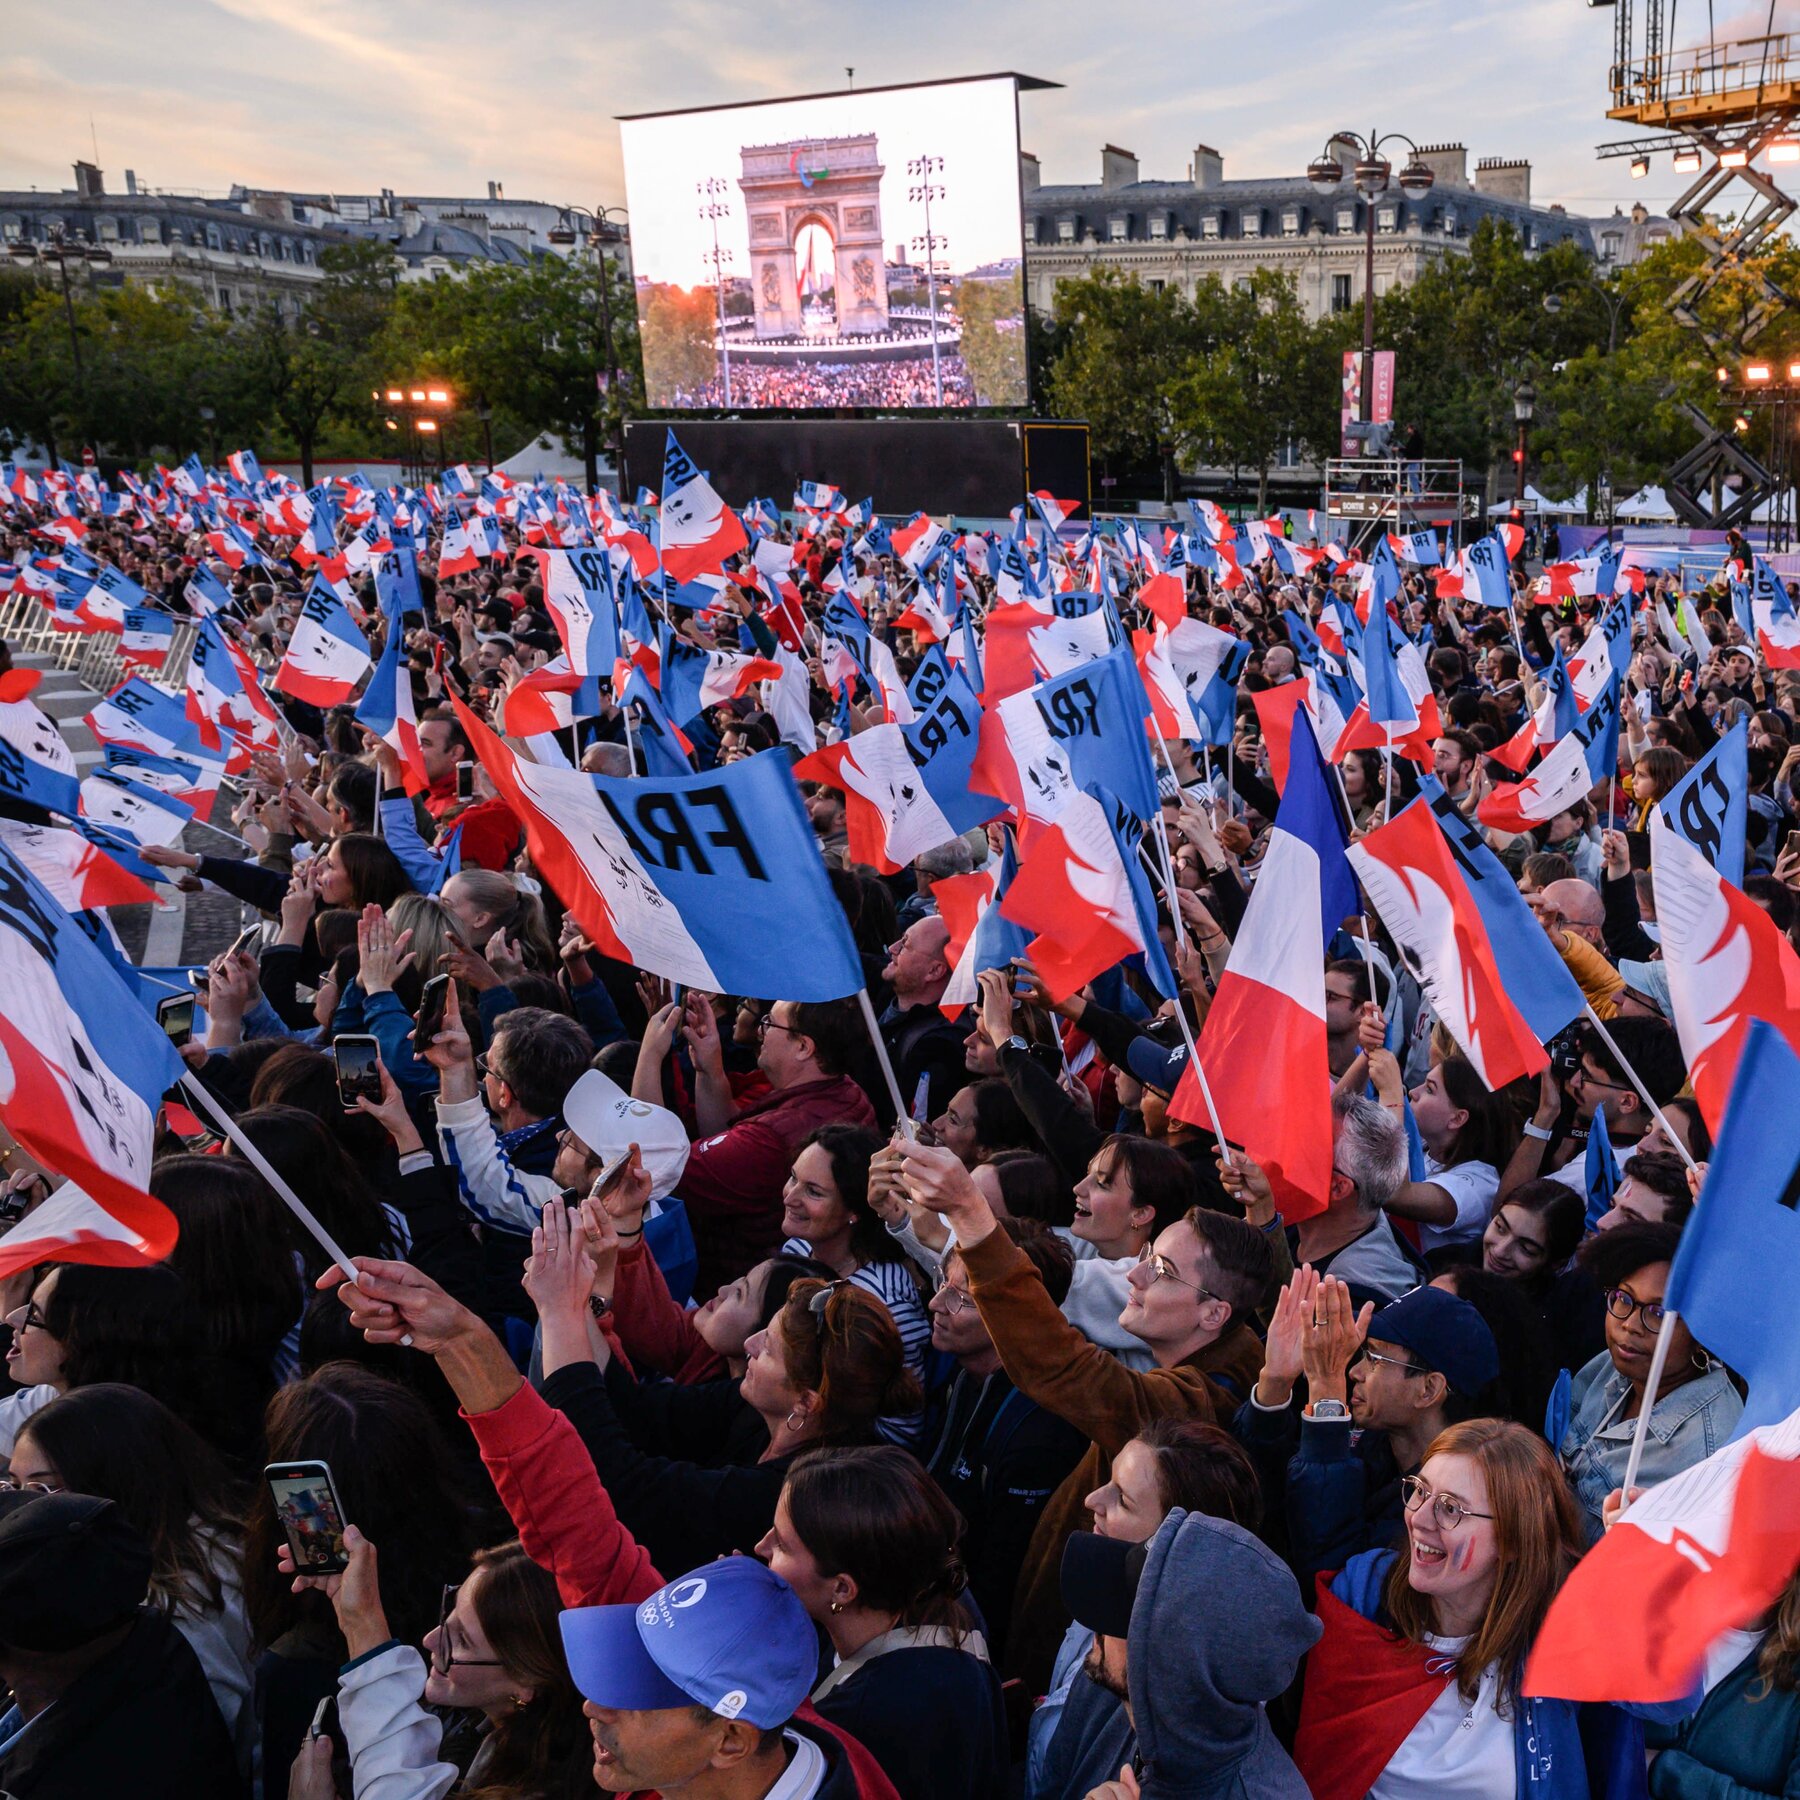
[958,1226,1265,1693]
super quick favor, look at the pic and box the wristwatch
[588,1294,612,1321]
[1307,1399,1350,1421]
[1522,1120,1555,1141]
[1005,1034,1029,1053]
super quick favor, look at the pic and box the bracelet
[1522,1120,1555,1141]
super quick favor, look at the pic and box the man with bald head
[1529,876,1625,1014]
[878,912,969,1129]
[1263,646,1298,683]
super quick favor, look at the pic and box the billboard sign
[619,76,1029,412]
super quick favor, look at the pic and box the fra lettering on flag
[1657,718,1747,886]
[273,584,373,707]
[538,547,624,678]
[450,691,863,1001]
[0,837,185,1276]
[1525,1024,1800,1704]
[660,431,748,584]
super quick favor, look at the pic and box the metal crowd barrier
[0,595,201,698]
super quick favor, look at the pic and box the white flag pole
[1620,1313,1680,1497]
[1580,1002,1699,1174]
[855,988,916,1141]
[178,1072,362,1276]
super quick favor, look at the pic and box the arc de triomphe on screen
[738,134,891,339]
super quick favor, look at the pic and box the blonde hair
[388,893,462,1010]
[445,868,558,970]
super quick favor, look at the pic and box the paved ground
[28,655,255,969]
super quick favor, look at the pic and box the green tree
[954,270,1027,407]
[637,283,720,412]
[391,253,642,486]
[1041,269,1197,481]
[245,240,398,484]
[1169,270,1337,508]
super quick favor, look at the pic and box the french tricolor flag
[1348,800,1559,1090]
[1171,713,1357,1218]
[0,838,186,1278]
[353,620,427,794]
[932,836,1031,1018]
[273,585,373,707]
[119,608,175,673]
[660,430,748,583]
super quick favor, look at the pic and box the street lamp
[9,225,113,381]
[475,400,494,471]
[697,180,734,407]
[1513,379,1537,522]
[908,155,947,407]
[1305,132,1434,448]
[554,203,630,474]
[375,380,453,486]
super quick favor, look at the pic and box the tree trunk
[583,414,599,494]
[299,430,314,489]
[1256,466,1269,513]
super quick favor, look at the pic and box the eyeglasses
[0,1476,59,1495]
[1360,1348,1429,1376]
[431,1583,504,1675]
[932,1280,971,1315]
[1604,1287,1668,1333]
[1136,1249,1219,1302]
[475,1052,504,1084]
[13,1301,47,1334]
[805,1279,847,1326]
[758,1012,800,1039]
[1570,1065,1630,1092]
[1400,1475,1494,1533]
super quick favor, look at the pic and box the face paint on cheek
[1452,1537,1475,1574]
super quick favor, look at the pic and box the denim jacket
[1559,1350,1743,1542]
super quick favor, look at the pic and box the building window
[1201,214,1221,239]
[1148,277,1165,292]
[1378,206,1399,232]
[1281,207,1300,236]
[1332,273,1353,312]
[1109,216,1130,241]
[1242,210,1262,238]
[1057,217,1076,243]
[206,224,222,251]
[1336,205,1356,233]
[1148,213,1168,240]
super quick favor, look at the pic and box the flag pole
[1580,1002,1700,1174]
[854,988,916,1141]
[1620,1310,1681,1497]
[178,1072,362,1276]
[620,696,638,772]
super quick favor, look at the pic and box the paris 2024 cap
[559,1556,818,1730]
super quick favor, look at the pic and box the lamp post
[475,400,494,472]
[550,203,630,474]
[1307,133,1434,450]
[10,225,114,379]
[697,180,734,407]
[1513,379,1537,524]
[907,155,947,407]
[374,382,453,487]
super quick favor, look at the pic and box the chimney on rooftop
[1020,150,1041,194]
[1412,144,1468,189]
[1101,145,1138,189]
[1473,156,1531,207]
[72,161,104,199]
[1190,144,1222,189]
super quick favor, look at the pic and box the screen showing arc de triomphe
[738,135,890,339]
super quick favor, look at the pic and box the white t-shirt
[1416,1157,1500,1257]
[762,1729,828,1800]
[1548,1138,1638,1195]
[1369,1635,1515,1800]
[1703,1625,1766,1695]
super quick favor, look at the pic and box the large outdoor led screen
[618,76,1028,412]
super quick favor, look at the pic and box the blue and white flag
[1658,719,1748,886]
[454,692,863,1000]
[273,584,372,707]
[0,680,81,818]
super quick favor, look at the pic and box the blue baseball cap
[559,1558,818,1729]
[1368,1287,1499,1398]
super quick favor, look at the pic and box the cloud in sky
[4,0,1786,221]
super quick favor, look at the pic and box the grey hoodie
[1127,1509,1322,1800]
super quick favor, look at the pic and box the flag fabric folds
[451,691,862,1001]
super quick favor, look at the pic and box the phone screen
[156,996,195,1047]
[415,974,452,1048]
[333,1036,381,1107]
[267,1465,349,1574]
[455,760,475,801]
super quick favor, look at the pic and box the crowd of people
[0,472,1798,1800]
[669,355,979,410]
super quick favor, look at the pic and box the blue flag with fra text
[1657,719,1748,887]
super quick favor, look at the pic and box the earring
[512,1695,530,1711]
[785,1406,808,1433]
[1691,1350,1710,1374]
[829,1599,844,1614]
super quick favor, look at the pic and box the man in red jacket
[633,993,875,1298]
